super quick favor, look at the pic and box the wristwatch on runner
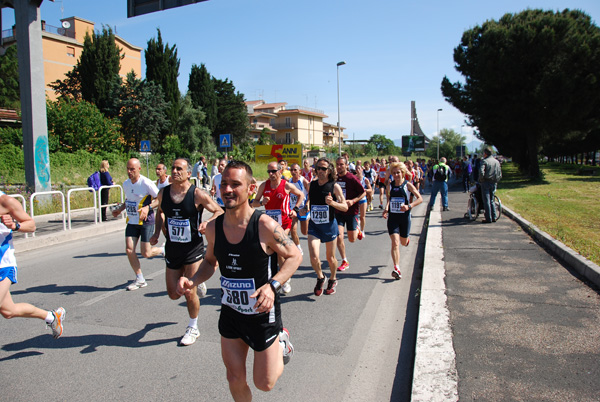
[269,279,282,293]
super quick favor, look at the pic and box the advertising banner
[255,145,303,164]
[402,135,425,153]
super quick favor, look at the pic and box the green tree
[441,9,600,177]
[49,68,82,100]
[212,77,248,142]
[188,63,217,132]
[119,72,170,152]
[0,45,20,109]
[46,98,122,153]
[425,128,466,160]
[175,94,216,157]
[77,26,123,116]
[145,29,181,131]
[369,134,397,155]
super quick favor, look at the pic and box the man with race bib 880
[177,160,301,401]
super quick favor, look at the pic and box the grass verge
[495,162,600,266]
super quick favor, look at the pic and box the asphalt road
[1,202,427,402]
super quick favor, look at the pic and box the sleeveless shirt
[214,211,278,315]
[161,184,204,250]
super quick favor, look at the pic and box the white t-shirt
[156,176,170,190]
[123,175,159,225]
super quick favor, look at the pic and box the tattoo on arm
[273,226,294,248]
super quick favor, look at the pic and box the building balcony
[2,22,75,42]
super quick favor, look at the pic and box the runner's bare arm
[0,195,36,233]
[329,183,348,212]
[150,189,165,243]
[251,181,267,208]
[177,220,219,295]
[251,215,301,313]
[196,188,224,234]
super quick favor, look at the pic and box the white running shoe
[282,279,291,294]
[49,307,66,339]
[279,328,294,365]
[180,326,200,346]
[159,242,166,257]
[197,282,207,298]
[296,243,303,256]
[126,279,148,291]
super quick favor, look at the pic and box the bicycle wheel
[494,195,502,220]
[467,195,478,221]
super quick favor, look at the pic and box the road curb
[14,220,124,253]
[502,205,600,288]
[411,204,459,401]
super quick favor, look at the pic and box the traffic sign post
[140,140,151,177]
[219,134,231,155]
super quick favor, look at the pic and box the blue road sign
[219,134,231,149]
[140,140,151,152]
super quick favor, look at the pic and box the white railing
[96,184,125,222]
[7,194,29,238]
[30,191,66,237]
[67,188,97,229]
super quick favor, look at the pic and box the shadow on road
[2,322,179,356]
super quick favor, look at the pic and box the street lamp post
[436,108,442,160]
[337,61,346,157]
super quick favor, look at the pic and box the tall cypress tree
[78,26,122,117]
[212,77,248,140]
[145,29,181,132]
[188,63,217,132]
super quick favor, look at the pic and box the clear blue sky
[3,0,599,145]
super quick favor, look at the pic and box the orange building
[2,16,142,100]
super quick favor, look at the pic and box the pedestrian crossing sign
[140,140,151,152]
[220,134,231,148]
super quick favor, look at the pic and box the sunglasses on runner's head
[316,166,328,171]
[267,169,278,174]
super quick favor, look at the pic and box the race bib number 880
[221,277,257,315]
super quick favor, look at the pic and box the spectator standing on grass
[479,148,502,224]
[99,160,114,222]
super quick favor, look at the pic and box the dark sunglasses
[315,166,328,171]
[267,169,279,174]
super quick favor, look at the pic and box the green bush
[0,127,23,147]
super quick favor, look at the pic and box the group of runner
[1,154,423,402]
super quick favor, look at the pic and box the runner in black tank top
[162,184,205,268]
[150,158,224,347]
[382,162,423,281]
[306,158,348,296]
[176,161,301,400]
[215,211,283,350]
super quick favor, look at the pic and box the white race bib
[221,277,257,315]
[266,209,282,225]
[390,197,405,214]
[167,218,192,243]
[311,204,329,224]
[126,201,139,223]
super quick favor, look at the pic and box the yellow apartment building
[245,100,346,148]
[2,16,142,100]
